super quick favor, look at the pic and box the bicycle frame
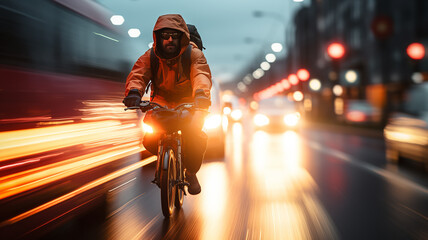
[126,101,196,217]
[155,124,188,217]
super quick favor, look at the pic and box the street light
[265,53,276,63]
[253,10,288,53]
[260,62,271,71]
[345,70,358,83]
[271,43,283,53]
[110,15,125,25]
[332,85,343,97]
[128,28,141,38]
[309,79,321,91]
[252,68,265,79]
[293,91,304,101]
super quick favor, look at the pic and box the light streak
[93,32,119,42]
[0,159,40,170]
[0,121,129,162]
[0,156,157,226]
[0,144,142,200]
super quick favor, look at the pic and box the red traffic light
[297,69,310,81]
[327,43,345,59]
[407,43,425,60]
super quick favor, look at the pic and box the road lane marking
[307,140,428,196]
[398,203,428,221]
[107,192,145,219]
[108,177,137,192]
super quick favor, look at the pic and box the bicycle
[126,100,202,217]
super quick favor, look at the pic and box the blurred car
[384,82,428,171]
[222,96,243,122]
[203,79,225,157]
[344,100,381,125]
[252,96,301,132]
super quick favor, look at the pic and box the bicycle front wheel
[160,148,176,217]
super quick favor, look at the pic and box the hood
[152,14,190,59]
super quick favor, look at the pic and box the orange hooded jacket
[125,14,212,108]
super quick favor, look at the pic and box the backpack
[187,24,205,51]
[147,24,205,99]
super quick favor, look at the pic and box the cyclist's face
[160,29,181,56]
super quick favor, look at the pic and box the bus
[0,0,152,238]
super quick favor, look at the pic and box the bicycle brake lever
[124,106,140,111]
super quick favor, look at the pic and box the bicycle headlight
[142,123,154,134]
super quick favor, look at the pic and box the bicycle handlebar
[124,101,207,113]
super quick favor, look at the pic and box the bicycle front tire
[160,148,176,217]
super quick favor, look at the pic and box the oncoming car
[384,82,428,172]
[222,94,243,122]
[252,96,301,132]
[203,79,226,157]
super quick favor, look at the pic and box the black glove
[194,89,211,109]
[123,89,141,107]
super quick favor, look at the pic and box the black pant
[143,128,207,174]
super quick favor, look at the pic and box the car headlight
[223,107,231,115]
[254,114,269,127]
[283,112,300,127]
[203,114,222,130]
[231,109,243,121]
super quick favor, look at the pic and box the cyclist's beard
[162,43,180,59]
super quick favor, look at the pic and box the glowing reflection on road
[199,162,229,240]
[248,130,338,239]
[231,123,243,177]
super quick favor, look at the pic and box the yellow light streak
[37,120,75,126]
[199,162,228,240]
[0,121,136,162]
[0,143,142,200]
[0,156,157,226]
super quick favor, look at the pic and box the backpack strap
[149,48,159,100]
[181,45,192,80]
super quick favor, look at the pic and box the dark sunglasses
[160,32,181,40]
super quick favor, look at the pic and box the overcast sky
[97,0,307,84]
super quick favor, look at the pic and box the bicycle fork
[152,134,188,192]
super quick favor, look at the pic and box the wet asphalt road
[41,121,428,240]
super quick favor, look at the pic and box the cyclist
[123,14,212,195]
